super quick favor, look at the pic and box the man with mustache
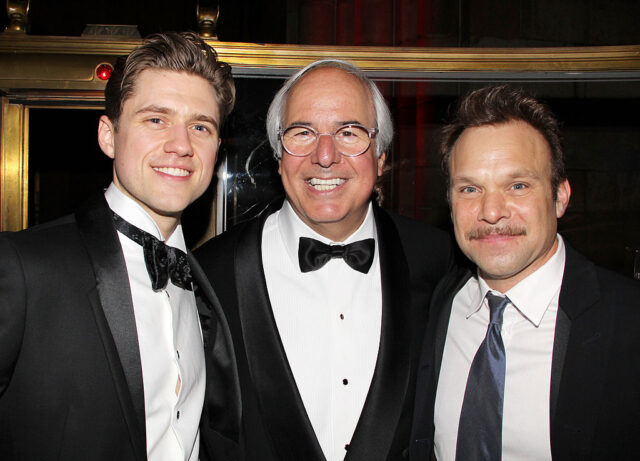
[196,59,454,461]
[411,85,640,460]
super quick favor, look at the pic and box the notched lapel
[551,244,605,457]
[235,217,325,461]
[75,194,146,460]
[432,270,472,380]
[411,266,472,458]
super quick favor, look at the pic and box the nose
[478,190,510,224]
[164,124,193,157]
[310,133,341,168]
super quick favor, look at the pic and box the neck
[153,215,180,241]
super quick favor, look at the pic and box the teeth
[154,167,190,177]
[308,178,346,191]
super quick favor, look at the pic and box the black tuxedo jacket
[195,204,454,461]
[410,242,640,460]
[0,195,240,461]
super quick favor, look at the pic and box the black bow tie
[298,237,375,274]
[112,212,193,291]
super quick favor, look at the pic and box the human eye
[459,185,478,194]
[336,125,367,143]
[148,117,162,124]
[510,182,529,193]
[291,126,313,137]
[193,123,211,133]
[286,126,315,141]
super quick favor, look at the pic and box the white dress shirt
[434,235,566,461]
[262,200,382,461]
[105,184,205,461]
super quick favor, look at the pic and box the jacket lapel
[344,208,412,460]
[411,267,472,461]
[551,243,604,456]
[74,194,146,460]
[235,216,325,461]
[189,253,242,445]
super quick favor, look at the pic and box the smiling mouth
[307,178,346,191]
[153,167,191,177]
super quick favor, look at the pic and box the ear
[98,115,116,159]
[277,157,282,175]
[377,152,386,176]
[555,179,571,218]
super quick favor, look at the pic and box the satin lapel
[551,244,601,448]
[235,216,325,461]
[189,253,241,444]
[345,209,411,460]
[74,195,146,460]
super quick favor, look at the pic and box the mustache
[466,225,527,240]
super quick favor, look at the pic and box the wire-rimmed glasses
[279,124,378,157]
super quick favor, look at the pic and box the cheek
[198,144,219,171]
[279,157,305,181]
[451,201,473,227]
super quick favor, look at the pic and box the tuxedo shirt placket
[105,185,205,461]
[263,201,382,461]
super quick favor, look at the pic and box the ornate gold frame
[1,33,640,230]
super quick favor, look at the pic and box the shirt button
[339,313,344,320]
[342,378,348,385]
[176,350,180,359]
[176,411,180,419]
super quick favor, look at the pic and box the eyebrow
[136,105,219,130]
[451,169,541,184]
[286,120,366,128]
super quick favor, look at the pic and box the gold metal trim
[197,2,220,39]
[1,98,27,230]
[1,35,639,74]
[4,0,30,34]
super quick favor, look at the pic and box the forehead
[125,69,219,111]
[451,121,552,177]
[284,67,375,125]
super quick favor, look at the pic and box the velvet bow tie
[298,236,375,274]
[112,212,193,291]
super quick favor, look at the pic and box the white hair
[265,59,393,159]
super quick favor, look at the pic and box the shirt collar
[277,199,377,269]
[104,182,187,252]
[467,235,566,327]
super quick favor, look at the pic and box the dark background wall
[1,1,639,46]
[2,1,639,276]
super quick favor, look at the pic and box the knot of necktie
[112,212,193,291]
[298,237,375,274]
[486,292,510,327]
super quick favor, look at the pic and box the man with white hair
[197,59,453,461]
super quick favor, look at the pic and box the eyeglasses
[278,124,378,157]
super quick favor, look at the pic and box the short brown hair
[105,31,235,129]
[441,85,566,199]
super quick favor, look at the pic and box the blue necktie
[455,293,509,461]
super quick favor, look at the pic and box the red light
[96,63,113,81]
